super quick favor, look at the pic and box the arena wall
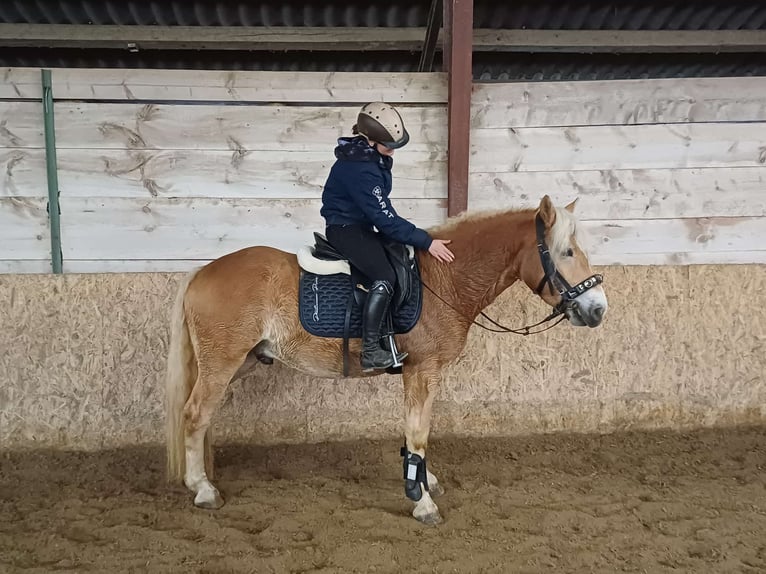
[1,69,764,449]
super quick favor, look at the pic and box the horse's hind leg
[183,351,245,509]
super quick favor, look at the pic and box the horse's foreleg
[183,352,244,509]
[402,367,442,525]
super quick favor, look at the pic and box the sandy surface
[2,425,766,573]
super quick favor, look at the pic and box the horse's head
[519,195,607,328]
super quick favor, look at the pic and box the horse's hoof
[414,509,443,525]
[429,483,445,497]
[194,489,225,509]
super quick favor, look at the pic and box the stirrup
[361,344,407,372]
[386,333,407,368]
[383,312,406,368]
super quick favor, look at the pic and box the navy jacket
[320,136,432,250]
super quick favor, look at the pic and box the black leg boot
[361,280,408,372]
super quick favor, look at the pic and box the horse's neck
[420,210,533,320]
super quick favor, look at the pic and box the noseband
[533,213,603,317]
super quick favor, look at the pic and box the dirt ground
[1,425,766,574]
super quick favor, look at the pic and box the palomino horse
[165,195,607,525]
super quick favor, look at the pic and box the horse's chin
[565,306,597,327]
[565,307,586,327]
[565,306,602,328]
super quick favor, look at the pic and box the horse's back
[195,245,297,285]
[185,245,300,334]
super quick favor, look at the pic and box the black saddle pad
[298,266,422,339]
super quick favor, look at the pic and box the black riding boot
[361,280,408,371]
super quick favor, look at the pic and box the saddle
[297,232,423,375]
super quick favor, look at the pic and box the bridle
[422,212,604,336]
[532,213,604,320]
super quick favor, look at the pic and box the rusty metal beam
[444,0,473,217]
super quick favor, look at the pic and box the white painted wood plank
[0,102,44,148]
[54,216,766,270]
[56,198,766,268]
[7,251,766,273]
[0,149,47,197]
[472,76,766,128]
[0,68,43,100]
[59,197,447,260]
[5,214,761,272]
[581,217,766,266]
[0,197,51,259]
[0,260,53,273]
[469,167,766,219]
[56,149,446,199]
[470,122,766,173]
[56,251,766,272]
[62,260,207,273]
[54,103,447,152]
[593,251,766,265]
[7,153,763,221]
[50,69,447,103]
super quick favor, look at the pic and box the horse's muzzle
[566,300,605,328]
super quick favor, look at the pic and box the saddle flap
[383,241,415,311]
[298,267,423,340]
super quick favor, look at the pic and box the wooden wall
[2,68,766,448]
[0,68,447,272]
[2,68,766,271]
[470,78,766,265]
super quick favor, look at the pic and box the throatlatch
[400,446,429,501]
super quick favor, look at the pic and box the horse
[164,194,608,525]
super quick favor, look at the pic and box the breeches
[325,224,396,287]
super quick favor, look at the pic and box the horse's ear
[538,194,556,228]
[565,198,578,213]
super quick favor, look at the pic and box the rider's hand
[428,239,454,263]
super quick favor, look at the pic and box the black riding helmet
[352,102,410,149]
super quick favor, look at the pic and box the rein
[420,280,567,336]
[421,212,603,337]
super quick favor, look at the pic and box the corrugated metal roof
[0,48,425,72]
[4,48,766,82]
[1,1,765,30]
[2,2,766,81]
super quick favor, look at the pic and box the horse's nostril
[592,305,604,320]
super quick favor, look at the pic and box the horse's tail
[165,268,200,482]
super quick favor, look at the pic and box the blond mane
[427,206,529,236]
[549,206,578,257]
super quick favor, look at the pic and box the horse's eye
[565,248,574,257]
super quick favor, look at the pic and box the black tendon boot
[361,280,408,371]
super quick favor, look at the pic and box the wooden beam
[445,0,472,217]
[0,24,428,52]
[3,25,766,53]
[471,29,766,53]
